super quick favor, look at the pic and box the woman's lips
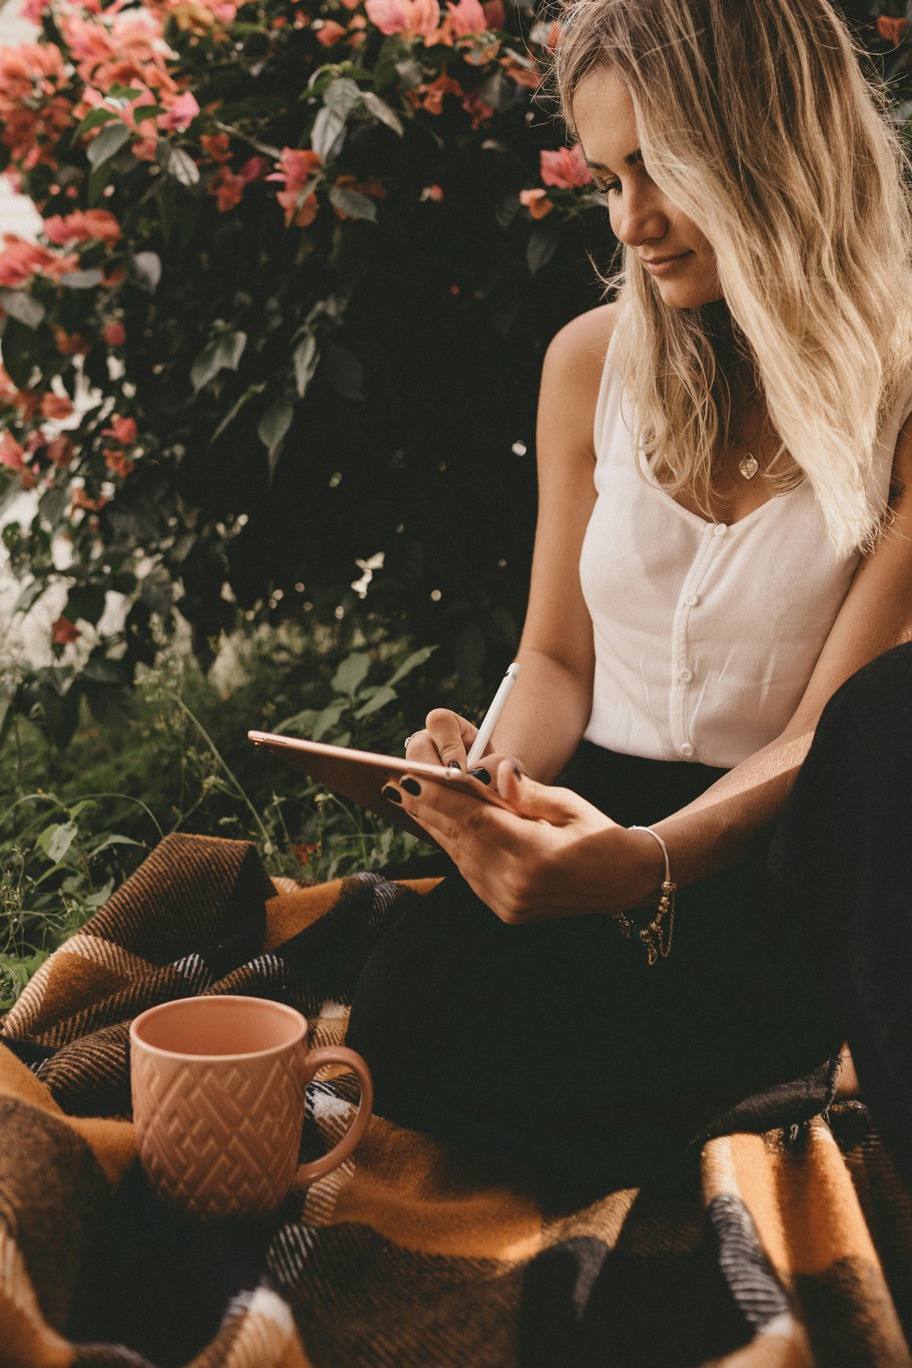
[640,252,693,276]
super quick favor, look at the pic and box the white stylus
[465,662,521,769]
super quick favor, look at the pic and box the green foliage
[0,625,455,1004]
[0,0,610,743]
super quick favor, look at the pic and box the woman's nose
[613,188,668,247]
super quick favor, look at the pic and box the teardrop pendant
[738,454,759,480]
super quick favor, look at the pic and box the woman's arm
[390,417,912,923]
[410,303,617,781]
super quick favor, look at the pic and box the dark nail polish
[400,776,421,796]
[447,760,462,770]
[382,784,402,805]
[513,764,524,780]
[468,767,491,785]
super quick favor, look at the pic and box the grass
[0,622,457,1009]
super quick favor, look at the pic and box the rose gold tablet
[247,730,519,842]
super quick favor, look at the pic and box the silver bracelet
[616,826,677,966]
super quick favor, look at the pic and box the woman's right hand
[404,709,480,771]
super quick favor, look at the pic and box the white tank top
[579,337,912,767]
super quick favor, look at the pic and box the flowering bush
[0,0,612,741]
[0,0,904,742]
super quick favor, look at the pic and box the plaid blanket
[0,833,910,1368]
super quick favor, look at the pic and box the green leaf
[386,644,437,687]
[35,819,78,864]
[155,140,200,186]
[527,227,558,276]
[274,706,319,735]
[257,396,294,477]
[210,380,266,443]
[38,485,68,528]
[328,185,377,222]
[361,91,404,136]
[87,157,116,207]
[313,700,346,740]
[72,106,120,141]
[325,77,363,114]
[0,290,45,329]
[191,330,247,392]
[293,333,319,400]
[325,344,364,401]
[332,651,370,696]
[353,685,397,718]
[89,833,146,855]
[311,77,362,161]
[139,565,173,615]
[311,105,347,163]
[59,268,104,289]
[87,120,132,169]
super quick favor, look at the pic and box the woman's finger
[424,708,478,769]
[495,761,586,826]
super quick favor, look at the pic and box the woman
[346,0,912,1197]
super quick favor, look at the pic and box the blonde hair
[554,0,912,555]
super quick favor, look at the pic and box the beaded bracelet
[613,826,677,966]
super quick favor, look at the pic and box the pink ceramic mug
[130,995,373,1220]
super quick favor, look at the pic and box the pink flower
[482,0,504,26]
[0,237,78,286]
[43,208,122,247]
[0,43,66,101]
[163,91,200,132]
[46,435,74,466]
[102,414,137,445]
[317,19,347,45]
[461,89,494,129]
[104,448,134,477]
[210,165,244,213]
[447,0,486,37]
[877,15,907,45]
[540,144,592,189]
[366,0,410,33]
[0,430,25,470]
[20,0,50,23]
[103,321,127,346]
[366,0,440,38]
[39,393,74,420]
[208,159,263,213]
[267,148,322,227]
[51,615,80,644]
[519,188,553,219]
[200,132,231,163]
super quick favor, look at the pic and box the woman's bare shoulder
[538,303,619,448]
[545,302,619,372]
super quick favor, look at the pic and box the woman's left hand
[383,760,663,924]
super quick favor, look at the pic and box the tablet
[247,730,519,842]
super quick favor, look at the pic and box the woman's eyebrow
[586,149,642,174]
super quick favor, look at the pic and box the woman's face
[572,67,722,309]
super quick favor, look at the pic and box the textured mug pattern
[131,1045,305,1219]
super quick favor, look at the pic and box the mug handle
[297,1045,374,1183]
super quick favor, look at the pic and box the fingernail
[400,777,421,797]
[513,764,524,780]
[382,785,402,805]
[468,767,491,785]
[447,760,462,770]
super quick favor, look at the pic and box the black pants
[769,640,912,1190]
[347,741,844,1201]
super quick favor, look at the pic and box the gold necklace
[730,432,760,481]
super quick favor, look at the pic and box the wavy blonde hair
[554,0,912,555]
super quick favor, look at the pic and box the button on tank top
[579,335,912,767]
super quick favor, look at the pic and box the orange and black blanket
[0,833,910,1367]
